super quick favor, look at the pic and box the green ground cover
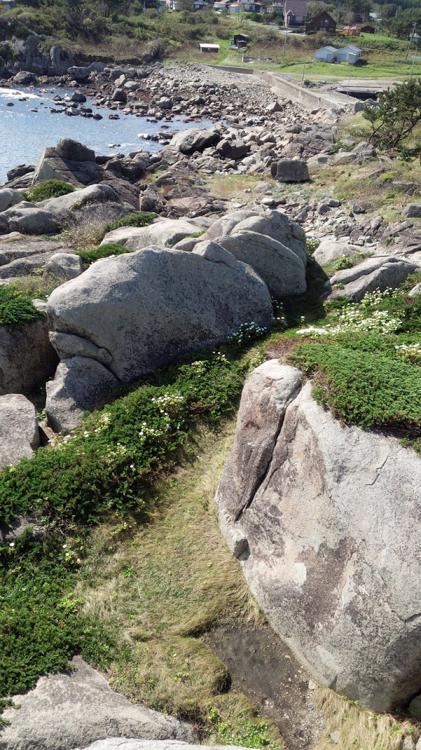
[25,180,75,203]
[0,286,44,327]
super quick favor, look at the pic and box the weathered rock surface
[4,206,60,236]
[46,245,272,430]
[216,360,421,712]
[0,657,195,750]
[219,232,306,298]
[0,394,39,469]
[313,237,363,266]
[205,209,307,265]
[170,127,221,155]
[33,138,102,186]
[271,160,309,183]
[76,741,252,750]
[45,252,82,280]
[46,357,120,433]
[0,188,24,213]
[102,218,202,250]
[0,318,58,396]
[330,255,418,300]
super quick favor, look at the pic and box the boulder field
[216,360,421,713]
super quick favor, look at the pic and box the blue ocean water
[0,85,208,182]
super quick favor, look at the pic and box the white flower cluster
[298,290,402,338]
[138,419,170,443]
[395,342,421,363]
[151,393,185,415]
[229,321,269,345]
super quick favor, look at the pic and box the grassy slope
[77,422,284,748]
[2,4,420,78]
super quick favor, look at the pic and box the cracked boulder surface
[46,242,273,432]
[215,359,421,712]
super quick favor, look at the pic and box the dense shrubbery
[0,286,44,327]
[25,179,75,202]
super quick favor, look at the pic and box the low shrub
[106,211,157,232]
[25,179,75,203]
[290,333,421,432]
[0,352,246,530]
[0,540,113,698]
[77,242,131,264]
[0,286,44,327]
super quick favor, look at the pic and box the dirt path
[207,627,325,750]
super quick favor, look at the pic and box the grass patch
[0,286,44,327]
[313,687,416,750]
[25,179,75,203]
[287,279,421,440]
[323,252,370,277]
[205,174,275,201]
[77,242,132,264]
[106,211,157,232]
[0,541,113,698]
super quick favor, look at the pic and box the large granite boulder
[0,394,39,469]
[101,218,204,250]
[33,139,102,186]
[42,184,120,217]
[46,245,272,431]
[0,318,58,396]
[216,360,421,712]
[271,160,309,183]
[4,207,60,236]
[330,255,418,301]
[0,657,194,750]
[218,233,306,298]
[205,209,307,265]
[170,128,221,155]
[0,188,24,213]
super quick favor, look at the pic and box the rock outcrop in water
[216,359,421,712]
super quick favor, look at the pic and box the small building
[336,44,361,64]
[314,44,362,64]
[232,33,250,47]
[360,23,375,33]
[306,10,336,34]
[242,1,262,10]
[0,0,16,9]
[342,25,359,36]
[199,42,220,52]
[193,0,208,8]
[314,45,338,63]
[214,1,229,9]
[228,2,242,11]
[283,0,308,27]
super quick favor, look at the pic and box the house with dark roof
[306,10,336,33]
[283,0,308,27]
